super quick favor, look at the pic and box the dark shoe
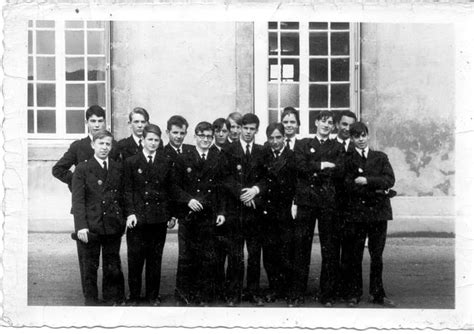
[150,297,161,306]
[347,298,359,307]
[322,300,334,308]
[287,298,302,307]
[84,298,101,306]
[226,298,239,307]
[126,298,139,306]
[250,296,265,307]
[371,296,396,308]
[265,292,278,303]
[112,300,126,307]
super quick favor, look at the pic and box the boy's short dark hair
[227,112,243,126]
[167,115,189,131]
[266,122,284,138]
[195,121,214,135]
[86,105,106,120]
[212,118,231,132]
[349,121,369,137]
[242,113,260,129]
[281,107,301,126]
[129,107,150,122]
[315,110,334,121]
[334,110,357,124]
[143,124,162,138]
[92,129,113,142]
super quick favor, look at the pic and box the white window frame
[27,20,111,141]
[254,21,360,143]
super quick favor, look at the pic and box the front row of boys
[55,105,395,307]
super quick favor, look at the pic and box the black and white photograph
[0,0,473,331]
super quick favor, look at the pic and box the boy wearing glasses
[173,122,226,305]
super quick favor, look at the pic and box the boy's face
[214,124,229,146]
[166,125,187,148]
[228,118,242,141]
[282,113,298,137]
[337,116,355,140]
[268,128,285,152]
[130,113,148,137]
[92,136,112,160]
[315,116,334,138]
[86,114,105,136]
[143,132,161,153]
[195,130,214,150]
[241,123,258,143]
[352,132,369,150]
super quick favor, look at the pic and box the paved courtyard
[28,232,454,309]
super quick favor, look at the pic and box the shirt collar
[170,144,183,153]
[355,147,369,157]
[240,138,254,152]
[195,147,209,158]
[94,155,109,168]
[315,134,329,144]
[285,136,296,149]
[337,136,350,149]
[143,150,156,162]
[132,134,143,146]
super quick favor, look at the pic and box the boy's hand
[216,215,225,226]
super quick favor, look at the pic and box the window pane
[268,58,278,81]
[88,83,105,106]
[88,57,106,81]
[28,31,32,54]
[28,83,34,106]
[268,84,278,108]
[331,32,350,56]
[37,84,55,107]
[281,33,299,56]
[66,84,85,107]
[28,56,34,80]
[269,109,279,124]
[87,21,105,29]
[37,57,56,81]
[331,84,350,108]
[331,22,350,30]
[36,31,55,54]
[309,32,328,56]
[280,84,299,108]
[281,58,299,82]
[28,109,34,133]
[309,84,328,108]
[28,20,33,28]
[268,22,277,29]
[87,31,105,54]
[269,32,277,56]
[36,21,55,28]
[66,21,84,29]
[37,109,56,133]
[309,110,327,134]
[331,58,350,81]
[66,58,85,80]
[66,109,86,133]
[66,31,84,55]
[309,22,328,30]
[280,22,299,30]
[309,58,328,82]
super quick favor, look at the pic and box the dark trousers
[175,213,217,302]
[126,223,167,301]
[261,208,294,298]
[77,234,125,304]
[214,224,234,300]
[341,220,388,300]
[242,208,264,297]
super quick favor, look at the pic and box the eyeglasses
[196,134,214,141]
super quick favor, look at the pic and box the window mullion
[299,21,309,137]
[56,20,66,137]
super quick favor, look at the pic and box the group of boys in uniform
[52,105,396,308]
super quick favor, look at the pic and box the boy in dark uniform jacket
[71,129,125,306]
[117,107,150,161]
[210,117,231,152]
[260,123,296,302]
[342,122,396,307]
[123,124,177,306]
[290,110,345,307]
[173,122,226,305]
[221,113,266,306]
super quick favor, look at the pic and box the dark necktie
[148,155,153,166]
[201,153,206,161]
[344,140,348,152]
[138,139,143,150]
[245,144,251,158]
[286,139,291,150]
[177,148,181,155]
[362,149,367,160]
[320,139,326,145]
[103,160,108,178]
[274,149,280,159]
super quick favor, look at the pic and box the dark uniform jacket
[72,158,125,235]
[221,140,266,215]
[260,146,296,214]
[117,135,141,162]
[344,149,395,222]
[294,137,345,210]
[174,148,226,218]
[163,143,196,219]
[123,152,176,225]
[52,136,120,191]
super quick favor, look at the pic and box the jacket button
[145,181,148,184]
[145,202,149,205]
[362,200,365,204]
[197,189,200,193]
[102,201,105,204]
[145,192,148,195]
[116,211,119,214]
[103,212,107,215]
[310,185,314,188]
[208,190,211,193]
[197,179,200,182]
